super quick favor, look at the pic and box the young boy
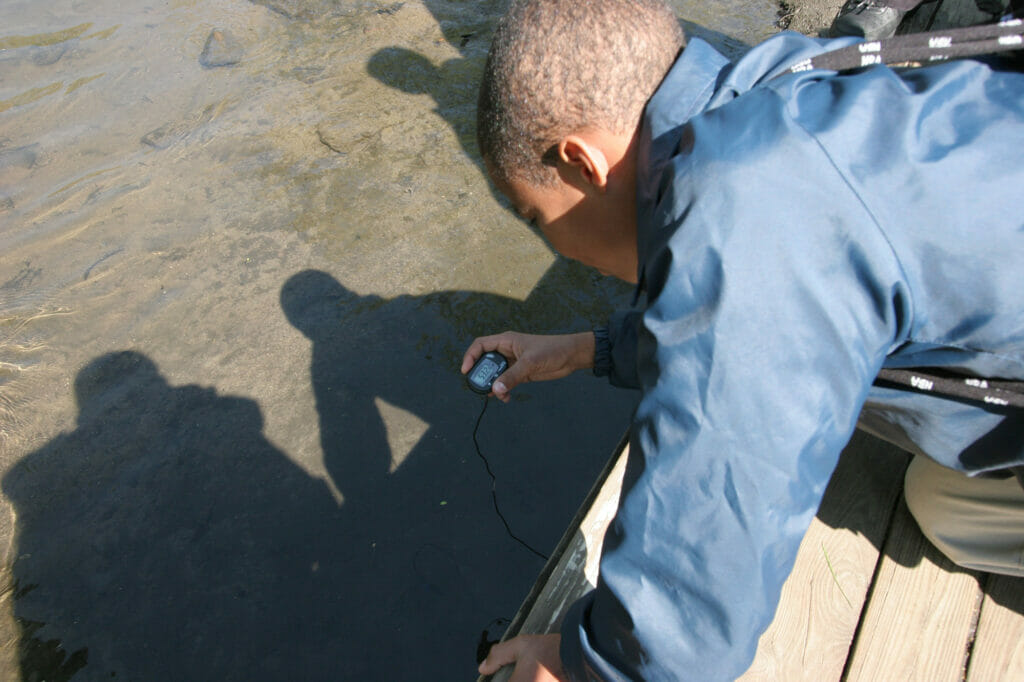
[463,1,1024,680]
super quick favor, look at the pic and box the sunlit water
[1,0,780,679]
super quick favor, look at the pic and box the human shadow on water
[3,351,347,681]
[3,264,636,681]
[277,264,636,679]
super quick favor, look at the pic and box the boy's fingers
[477,637,523,675]
[461,347,480,374]
[461,333,516,374]
[461,338,489,374]
[478,635,564,681]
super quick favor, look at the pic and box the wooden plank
[967,573,1024,681]
[739,432,909,682]
[845,498,984,682]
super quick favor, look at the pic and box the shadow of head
[280,269,366,341]
[366,46,439,97]
[366,46,487,158]
[74,351,166,423]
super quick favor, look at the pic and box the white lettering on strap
[999,35,1023,46]
[790,58,814,73]
[965,378,989,389]
[861,54,882,66]
[911,375,934,391]
[859,41,882,53]
[985,395,1010,406]
[929,36,953,48]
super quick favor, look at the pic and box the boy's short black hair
[478,0,684,187]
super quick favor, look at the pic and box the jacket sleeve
[560,81,913,681]
[595,310,643,390]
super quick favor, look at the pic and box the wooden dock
[480,431,1024,681]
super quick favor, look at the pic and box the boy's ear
[556,135,610,192]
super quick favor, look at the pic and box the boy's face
[494,168,639,284]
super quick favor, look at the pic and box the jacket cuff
[592,327,611,377]
[605,310,642,389]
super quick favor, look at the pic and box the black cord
[473,397,550,562]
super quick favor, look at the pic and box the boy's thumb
[492,364,526,399]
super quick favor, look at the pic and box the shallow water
[1,1,780,679]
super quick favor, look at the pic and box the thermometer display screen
[467,352,509,394]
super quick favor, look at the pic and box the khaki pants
[904,455,1024,576]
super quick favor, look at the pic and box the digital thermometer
[467,351,509,394]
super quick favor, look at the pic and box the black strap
[874,368,1024,409]
[782,16,1023,76]
[777,20,1024,408]
[765,22,1024,407]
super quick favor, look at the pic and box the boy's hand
[461,332,595,402]
[478,634,566,682]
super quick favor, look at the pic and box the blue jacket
[561,32,1024,681]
